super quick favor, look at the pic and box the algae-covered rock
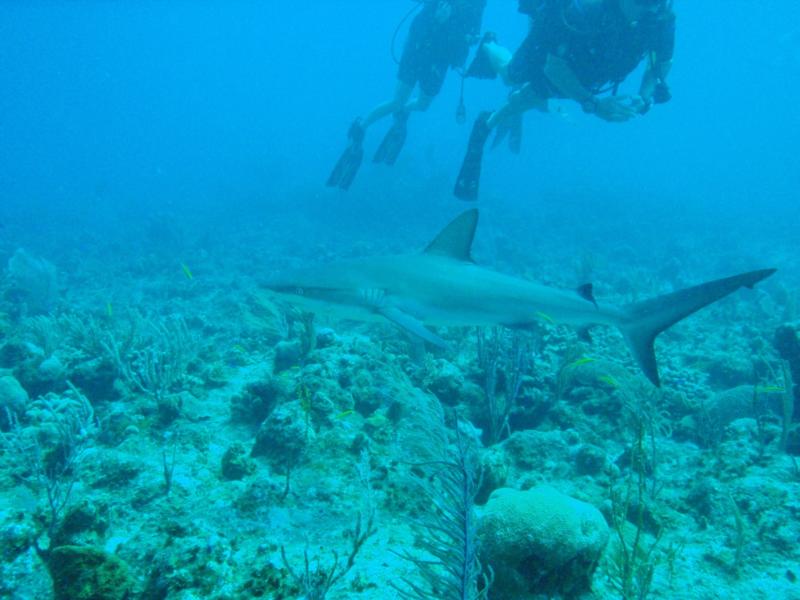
[557,357,630,400]
[574,443,607,475]
[221,442,256,480]
[48,545,135,600]
[475,447,509,505]
[38,354,66,384]
[53,500,109,547]
[508,381,552,431]
[0,518,35,560]
[0,374,28,430]
[241,561,300,598]
[231,374,291,424]
[156,393,182,426]
[425,358,466,406]
[251,400,311,465]
[479,486,609,599]
[714,418,766,476]
[274,339,302,372]
[7,248,58,315]
[705,352,753,388]
[363,412,392,444]
[86,454,143,490]
[502,429,570,472]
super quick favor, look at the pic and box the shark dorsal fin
[423,209,478,262]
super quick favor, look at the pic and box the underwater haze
[1,1,799,599]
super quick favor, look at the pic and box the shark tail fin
[619,269,775,386]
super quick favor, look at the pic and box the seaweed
[280,511,376,600]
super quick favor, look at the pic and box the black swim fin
[454,111,492,201]
[491,112,522,154]
[326,119,365,190]
[373,111,409,166]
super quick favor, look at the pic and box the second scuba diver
[327,0,486,191]
[455,0,675,201]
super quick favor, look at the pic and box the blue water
[2,2,799,599]
[2,2,798,252]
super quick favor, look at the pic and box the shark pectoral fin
[379,307,449,348]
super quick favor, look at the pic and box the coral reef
[0,209,797,600]
[479,486,609,599]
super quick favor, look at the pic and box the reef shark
[264,210,774,386]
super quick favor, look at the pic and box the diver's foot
[454,111,492,201]
[465,32,499,80]
[326,118,365,190]
[492,112,523,154]
[373,111,409,166]
[348,118,366,144]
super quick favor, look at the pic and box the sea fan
[393,397,492,600]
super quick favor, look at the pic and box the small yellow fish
[106,302,113,318]
[535,311,555,324]
[756,386,785,394]
[232,344,246,353]
[569,357,595,369]
[336,410,355,420]
[598,374,619,388]
[181,263,194,280]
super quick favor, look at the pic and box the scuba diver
[454,0,676,201]
[327,0,486,191]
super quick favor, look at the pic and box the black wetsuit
[508,0,675,96]
[399,0,486,97]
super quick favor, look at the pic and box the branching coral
[280,511,376,600]
[0,382,97,555]
[101,312,195,401]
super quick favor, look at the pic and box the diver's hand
[627,95,647,113]
[632,93,654,115]
[435,1,453,23]
[594,95,640,123]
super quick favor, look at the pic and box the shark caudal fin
[619,269,776,386]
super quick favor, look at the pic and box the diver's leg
[374,61,439,165]
[405,91,434,113]
[454,111,492,200]
[374,90,433,165]
[373,110,410,165]
[489,84,547,153]
[373,88,432,165]
[362,81,414,129]
[326,118,366,190]
[329,81,414,186]
[488,84,547,128]
[406,61,445,114]
[454,85,546,200]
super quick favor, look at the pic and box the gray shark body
[265,210,774,385]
